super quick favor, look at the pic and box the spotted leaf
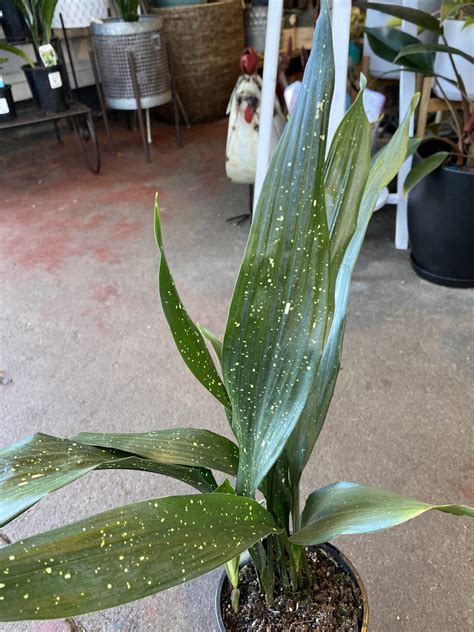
[0,494,279,621]
[154,197,231,410]
[74,428,239,476]
[222,2,334,495]
[0,434,217,527]
[290,482,473,545]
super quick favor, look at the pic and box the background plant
[114,0,140,22]
[358,1,474,165]
[0,1,472,623]
[0,0,59,67]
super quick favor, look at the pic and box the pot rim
[90,15,163,36]
[215,542,369,632]
[21,63,63,73]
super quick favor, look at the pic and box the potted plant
[0,3,472,629]
[90,0,171,111]
[0,0,70,113]
[360,0,474,286]
[0,0,29,42]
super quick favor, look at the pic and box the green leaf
[0,434,218,527]
[395,43,474,65]
[285,82,371,497]
[403,151,449,194]
[365,27,434,73]
[199,326,223,364]
[154,197,231,410]
[0,494,279,621]
[75,428,239,476]
[290,482,474,545]
[0,42,35,67]
[222,0,334,496]
[356,2,442,34]
[406,137,422,159]
[288,96,420,501]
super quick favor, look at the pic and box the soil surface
[221,547,364,631]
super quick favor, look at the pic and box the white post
[253,0,283,211]
[395,0,417,250]
[328,0,351,146]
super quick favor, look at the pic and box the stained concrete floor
[0,117,473,632]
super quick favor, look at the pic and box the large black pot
[23,63,69,113]
[0,84,16,122]
[215,543,369,631]
[408,138,474,287]
[0,0,29,42]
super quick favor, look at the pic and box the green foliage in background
[0,0,472,623]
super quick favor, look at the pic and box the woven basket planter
[151,0,244,123]
[91,15,171,111]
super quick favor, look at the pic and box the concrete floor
[0,117,472,632]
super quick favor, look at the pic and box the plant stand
[89,43,188,164]
[417,75,466,138]
[0,100,102,173]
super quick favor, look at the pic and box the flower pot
[215,543,369,631]
[22,63,69,113]
[408,138,474,287]
[433,19,474,101]
[0,83,16,121]
[0,0,29,42]
[90,16,171,111]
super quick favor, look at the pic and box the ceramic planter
[90,16,171,111]
[433,19,474,101]
[23,63,69,113]
[408,138,474,287]
[215,543,369,631]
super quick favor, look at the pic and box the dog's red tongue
[244,105,254,124]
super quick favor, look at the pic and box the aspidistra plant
[0,2,472,622]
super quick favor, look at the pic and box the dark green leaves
[222,1,334,496]
[0,433,219,527]
[365,28,434,73]
[0,42,35,67]
[357,2,442,34]
[395,43,474,65]
[0,494,278,621]
[290,482,474,545]
[154,198,231,410]
[403,151,449,194]
[75,428,239,476]
[286,82,371,495]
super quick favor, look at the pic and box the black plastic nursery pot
[408,138,474,287]
[215,543,369,631]
[0,0,29,42]
[0,84,16,121]
[22,63,69,114]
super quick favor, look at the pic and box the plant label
[48,72,63,90]
[39,44,59,68]
[0,98,9,115]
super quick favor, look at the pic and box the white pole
[395,0,417,250]
[327,0,351,146]
[253,0,283,212]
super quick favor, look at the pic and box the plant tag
[48,71,63,90]
[39,44,59,68]
[0,98,9,115]
[151,33,161,50]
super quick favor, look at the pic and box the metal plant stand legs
[128,51,151,163]
[89,49,115,158]
[226,184,254,225]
